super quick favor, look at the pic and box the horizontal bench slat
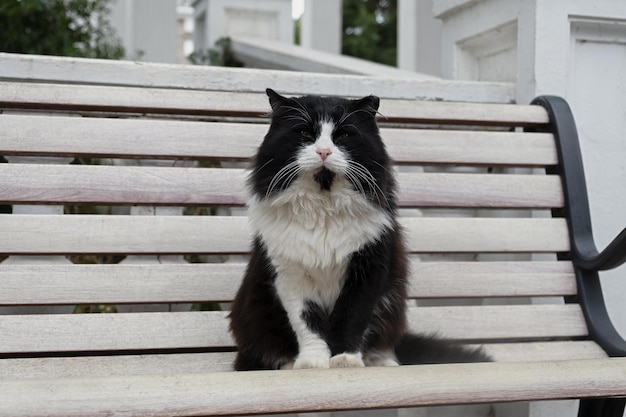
[0,115,261,162]
[408,304,588,340]
[1,353,237,380]
[0,261,576,305]
[397,172,563,208]
[0,164,564,209]
[0,215,570,254]
[0,82,268,119]
[0,305,587,354]
[0,341,607,381]
[0,165,248,206]
[0,311,232,354]
[0,215,250,255]
[0,263,244,305]
[385,129,557,166]
[480,341,608,362]
[401,217,570,253]
[0,81,548,125]
[3,358,625,416]
[381,98,549,126]
[409,260,576,298]
[0,114,557,166]
[0,51,516,102]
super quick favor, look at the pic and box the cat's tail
[395,333,491,364]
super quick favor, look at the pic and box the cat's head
[249,89,395,210]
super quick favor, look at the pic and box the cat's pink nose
[317,148,332,160]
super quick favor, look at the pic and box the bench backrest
[0,55,613,373]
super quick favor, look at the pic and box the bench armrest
[532,95,626,358]
[575,226,626,271]
[531,96,626,273]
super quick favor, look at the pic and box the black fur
[228,89,490,370]
[395,334,490,364]
[229,237,298,370]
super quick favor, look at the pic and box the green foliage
[0,0,124,59]
[73,304,118,314]
[191,302,222,312]
[342,0,397,66]
[294,17,301,45]
[188,37,243,67]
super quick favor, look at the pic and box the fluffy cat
[229,89,488,370]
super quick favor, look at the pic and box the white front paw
[330,352,365,368]
[293,353,330,369]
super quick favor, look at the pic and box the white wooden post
[300,0,342,54]
[192,0,293,54]
[109,0,178,62]
[397,0,442,76]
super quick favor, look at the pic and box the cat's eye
[300,130,313,139]
[336,133,349,140]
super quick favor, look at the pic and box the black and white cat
[229,89,488,370]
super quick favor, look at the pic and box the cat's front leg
[293,341,331,369]
[326,232,402,368]
[274,267,331,369]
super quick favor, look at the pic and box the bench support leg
[578,398,625,417]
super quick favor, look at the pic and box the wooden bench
[1,53,625,417]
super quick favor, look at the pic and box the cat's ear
[354,95,380,117]
[266,88,290,112]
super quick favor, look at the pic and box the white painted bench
[1,53,625,417]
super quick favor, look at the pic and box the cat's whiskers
[266,160,301,198]
[372,160,395,177]
[253,158,275,176]
[285,116,310,125]
[266,161,298,196]
[335,105,348,124]
[345,161,391,210]
[344,168,367,198]
[280,105,312,124]
[337,107,378,126]
[281,164,303,193]
[293,100,313,121]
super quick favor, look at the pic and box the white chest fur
[248,176,392,307]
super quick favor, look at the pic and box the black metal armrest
[531,96,626,272]
[575,227,626,271]
[531,95,626,358]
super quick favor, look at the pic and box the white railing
[229,36,438,79]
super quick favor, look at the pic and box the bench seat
[0,53,625,417]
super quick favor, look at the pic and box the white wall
[565,14,626,340]
[110,0,179,63]
[431,2,626,415]
[434,0,626,335]
[300,0,342,54]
